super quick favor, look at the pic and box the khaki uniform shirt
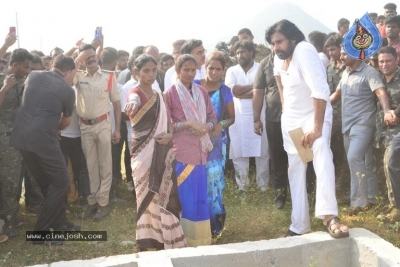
[73,68,120,119]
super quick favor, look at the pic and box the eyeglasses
[194,49,207,56]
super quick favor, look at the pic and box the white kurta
[225,61,269,190]
[274,42,333,154]
[274,41,337,234]
[225,61,268,159]
[318,52,330,68]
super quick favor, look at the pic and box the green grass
[1,170,400,267]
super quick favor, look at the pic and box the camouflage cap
[215,41,230,55]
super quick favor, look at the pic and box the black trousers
[20,149,70,231]
[388,132,400,209]
[124,135,132,183]
[112,122,128,182]
[111,122,132,197]
[265,121,288,190]
[17,162,43,207]
[59,136,90,206]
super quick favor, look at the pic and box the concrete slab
[136,257,173,267]
[350,228,400,267]
[28,228,400,267]
[49,257,106,267]
[92,254,138,267]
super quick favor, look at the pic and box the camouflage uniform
[374,68,400,205]
[0,72,24,235]
[326,61,350,190]
[255,44,271,63]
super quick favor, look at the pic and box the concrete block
[165,247,202,259]
[193,243,275,267]
[350,228,400,267]
[41,228,400,267]
[50,257,106,267]
[274,245,308,267]
[93,254,139,267]
[137,250,168,259]
[136,257,173,267]
[298,238,350,267]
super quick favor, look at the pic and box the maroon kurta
[164,84,217,165]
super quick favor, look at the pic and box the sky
[1,0,386,55]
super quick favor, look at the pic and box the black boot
[275,188,287,210]
[4,214,17,237]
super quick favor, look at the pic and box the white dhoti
[283,115,338,234]
[229,98,269,191]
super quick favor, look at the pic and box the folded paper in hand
[288,127,314,163]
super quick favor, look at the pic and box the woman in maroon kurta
[164,54,217,247]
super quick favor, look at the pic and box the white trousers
[286,121,338,234]
[232,155,269,191]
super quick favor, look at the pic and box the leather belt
[80,113,108,125]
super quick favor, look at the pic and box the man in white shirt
[143,45,165,92]
[164,39,206,90]
[225,40,269,193]
[59,86,90,208]
[266,19,348,238]
[117,46,145,86]
[164,40,185,90]
[308,31,330,68]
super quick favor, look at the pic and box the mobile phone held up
[9,27,16,37]
[94,27,102,40]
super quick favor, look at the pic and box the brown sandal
[324,216,349,238]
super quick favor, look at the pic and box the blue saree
[194,80,232,237]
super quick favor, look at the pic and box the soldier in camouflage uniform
[237,28,271,63]
[325,35,350,198]
[0,49,33,237]
[375,46,400,221]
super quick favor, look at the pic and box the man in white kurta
[268,20,347,238]
[225,40,269,192]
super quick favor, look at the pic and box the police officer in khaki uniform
[0,49,33,240]
[73,44,121,221]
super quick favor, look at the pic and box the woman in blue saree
[194,51,235,237]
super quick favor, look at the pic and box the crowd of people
[0,2,400,251]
